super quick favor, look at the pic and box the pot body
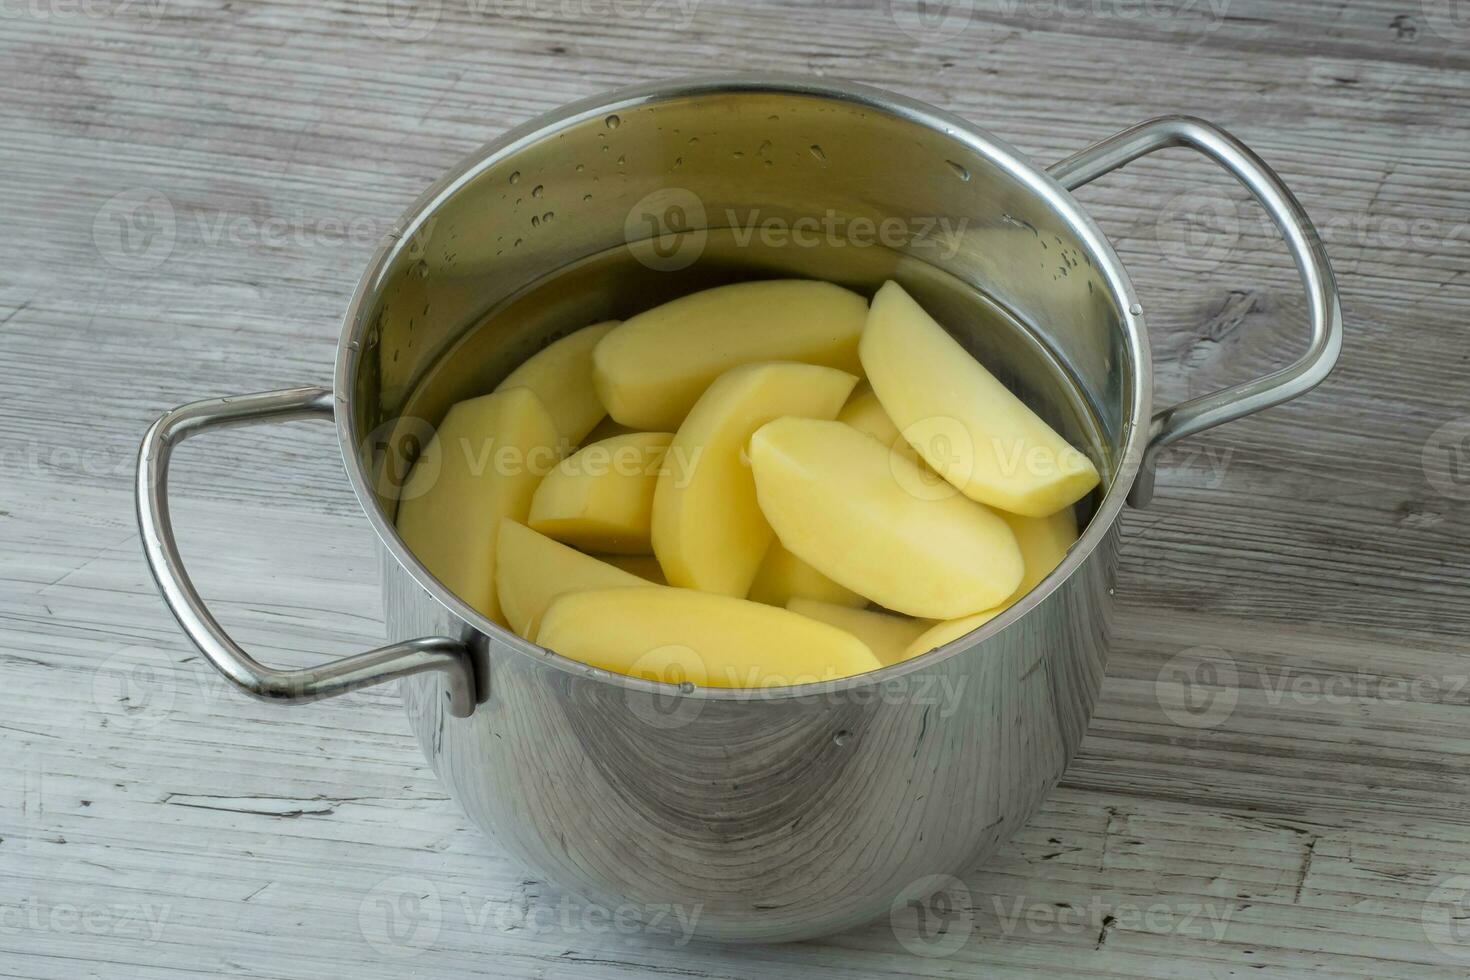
[359,77,1142,942]
[385,532,1114,942]
[138,75,1340,945]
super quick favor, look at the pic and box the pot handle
[135,386,476,717]
[1047,115,1343,507]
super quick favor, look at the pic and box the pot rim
[334,73,1150,701]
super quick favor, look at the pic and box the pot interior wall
[347,86,1135,523]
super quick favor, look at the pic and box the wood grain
[4,0,1469,975]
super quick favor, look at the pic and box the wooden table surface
[4,1,1469,977]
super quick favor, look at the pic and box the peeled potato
[1000,507,1079,605]
[396,388,560,625]
[748,541,865,609]
[786,599,933,666]
[838,382,920,464]
[748,417,1024,618]
[495,519,653,639]
[652,362,858,597]
[900,609,1003,662]
[599,553,667,584]
[528,432,673,554]
[495,321,618,445]
[861,281,1100,517]
[537,586,882,687]
[593,281,868,430]
[581,414,636,446]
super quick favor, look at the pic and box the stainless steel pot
[137,76,1341,942]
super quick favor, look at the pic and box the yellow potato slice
[837,382,920,463]
[495,519,653,640]
[748,417,1024,618]
[593,280,867,430]
[598,554,667,584]
[748,541,865,609]
[1000,507,1079,605]
[652,362,858,597]
[528,432,673,554]
[396,388,560,625]
[900,609,1003,662]
[537,586,882,688]
[495,321,618,445]
[786,599,933,667]
[861,281,1100,517]
[580,414,636,446]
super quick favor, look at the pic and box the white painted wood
[3,1,1470,975]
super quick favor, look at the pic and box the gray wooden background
[4,0,1470,976]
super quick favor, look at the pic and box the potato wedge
[537,586,881,687]
[786,599,933,667]
[598,554,667,584]
[837,382,920,463]
[1000,507,1079,605]
[748,417,1023,618]
[396,388,560,625]
[593,280,867,430]
[528,432,673,554]
[495,519,653,639]
[495,321,618,445]
[900,609,1003,662]
[580,414,636,446]
[652,362,858,596]
[748,541,865,609]
[861,281,1099,517]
